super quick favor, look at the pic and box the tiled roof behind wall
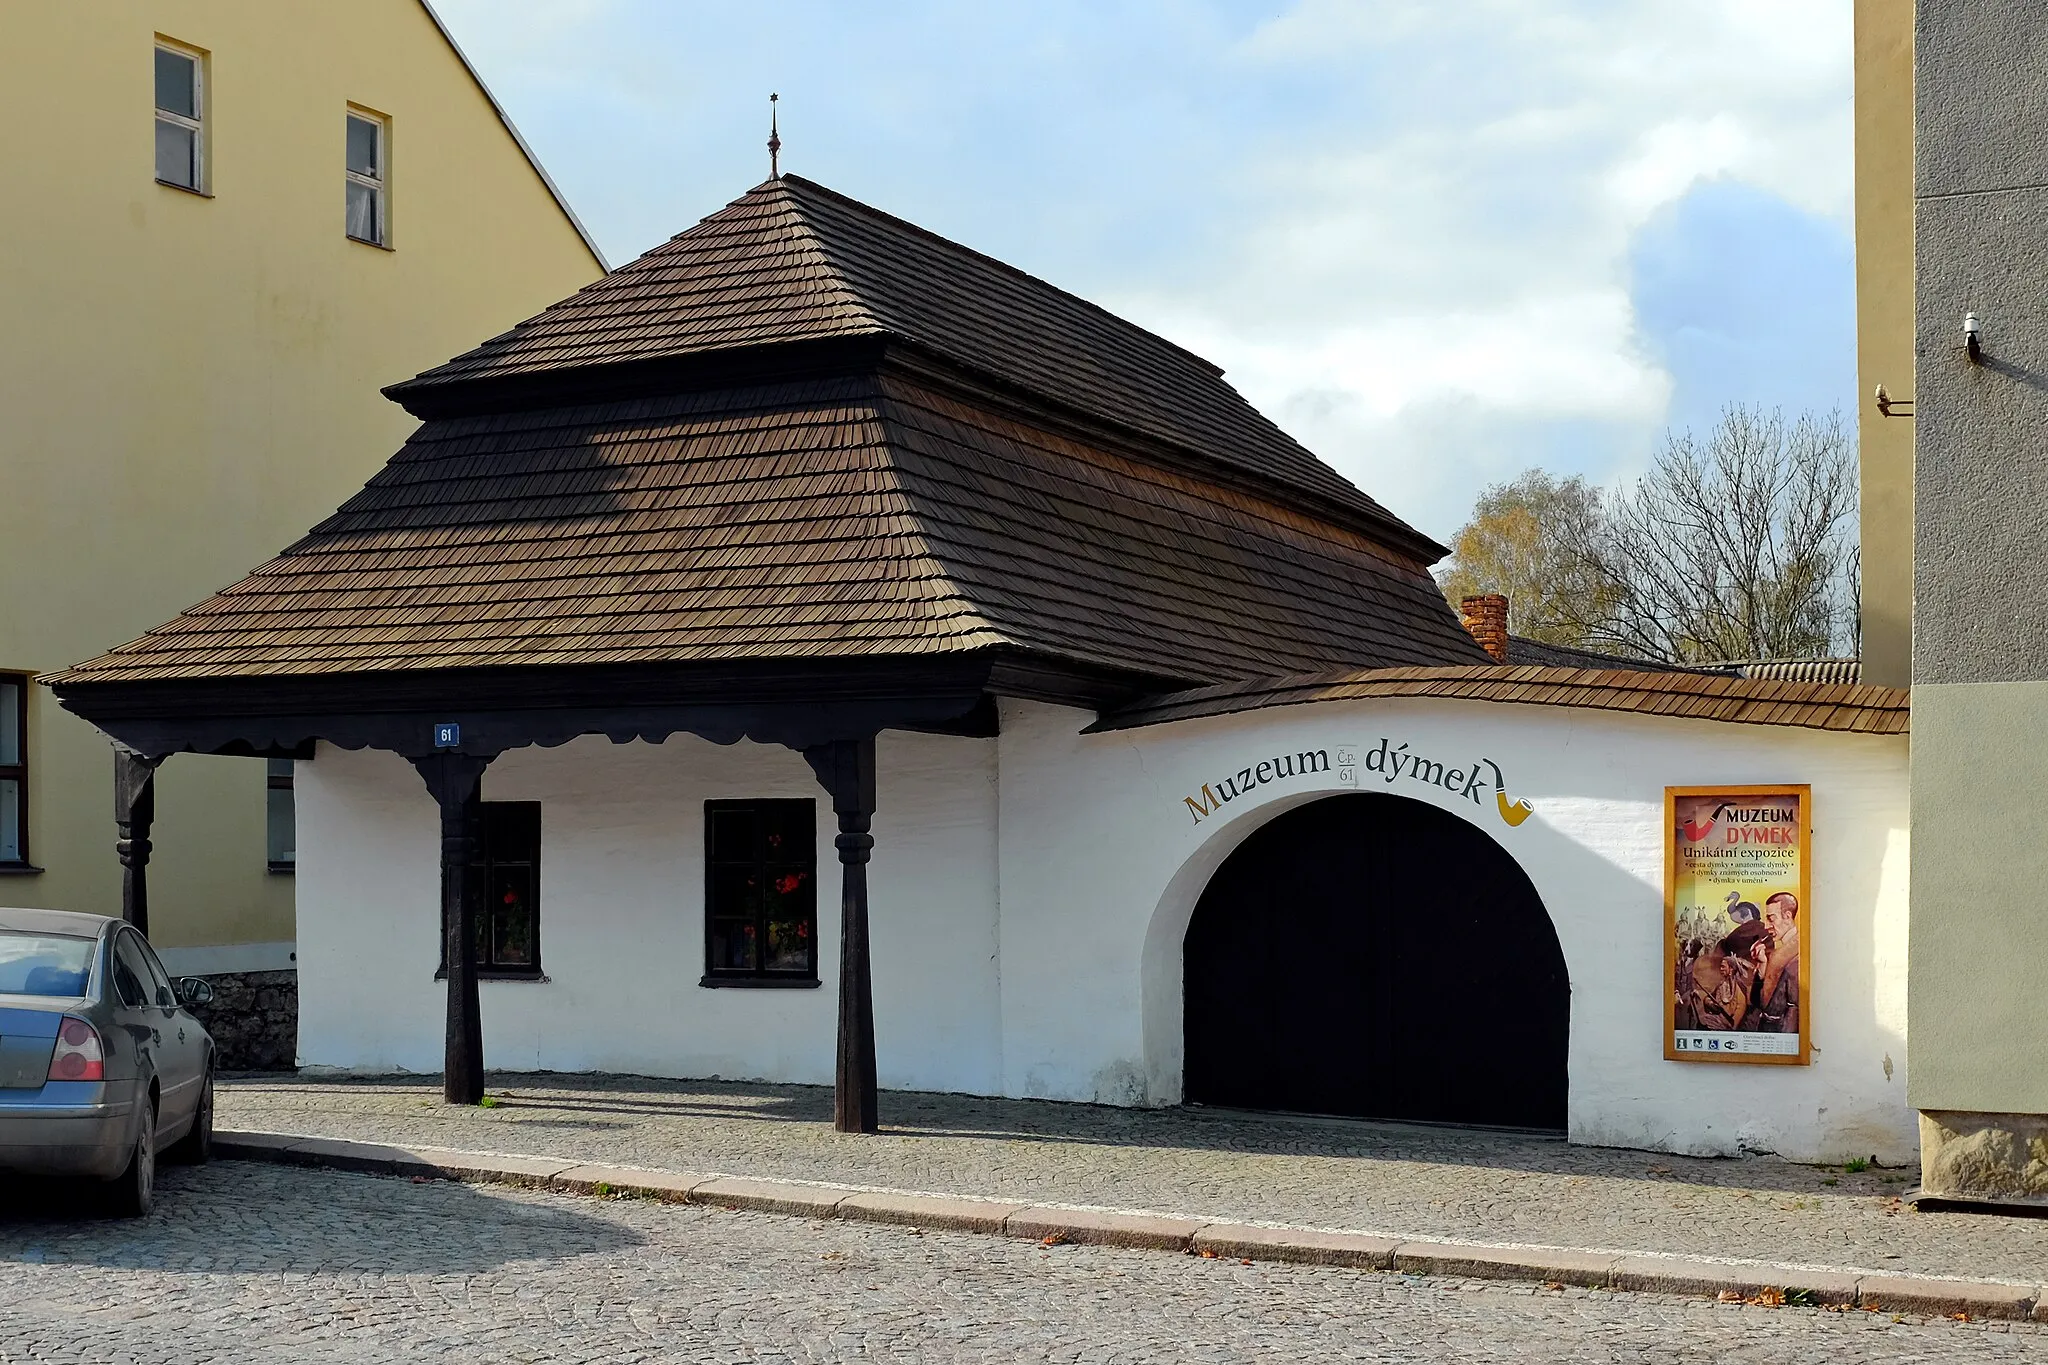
[54,377,1487,685]
[1095,665,1910,735]
[390,176,1423,551]
[1719,658,1863,685]
[1505,635,1713,673]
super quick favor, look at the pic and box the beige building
[0,3,603,1006]
[1854,0,1914,689]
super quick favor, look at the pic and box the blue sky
[435,0,1854,543]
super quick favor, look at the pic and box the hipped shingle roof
[392,175,1425,551]
[55,178,1488,691]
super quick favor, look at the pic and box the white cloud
[1097,0,1853,537]
[431,0,1853,542]
[1156,291,1665,423]
[1606,116,1755,223]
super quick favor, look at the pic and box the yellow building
[0,3,604,1019]
[1854,0,1914,687]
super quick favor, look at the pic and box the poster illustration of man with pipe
[1665,785,1811,1065]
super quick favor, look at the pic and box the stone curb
[1006,1206,1206,1251]
[213,1131,2046,1321]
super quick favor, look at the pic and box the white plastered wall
[294,729,1000,1094]
[295,692,1909,1163]
[995,696,1912,1163]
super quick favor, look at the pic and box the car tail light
[48,1016,104,1082]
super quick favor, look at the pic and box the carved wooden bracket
[113,747,167,934]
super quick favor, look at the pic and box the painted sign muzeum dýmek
[1180,738,1532,828]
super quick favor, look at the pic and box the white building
[53,177,1914,1162]
[288,679,1910,1163]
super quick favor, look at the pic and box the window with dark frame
[0,675,28,869]
[703,800,817,985]
[437,802,542,978]
[266,758,295,872]
[154,43,204,191]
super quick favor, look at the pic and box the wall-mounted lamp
[1964,311,1983,362]
[1875,383,1913,418]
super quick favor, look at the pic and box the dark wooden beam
[803,735,879,1134]
[51,655,1001,759]
[409,752,495,1105]
[384,334,892,421]
[113,748,165,935]
[895,692,1001,739]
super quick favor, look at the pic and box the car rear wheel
[105,1098,156,1218]
[168,1064,214,1165]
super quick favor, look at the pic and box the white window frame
[345,108,390,247]
[153,40,206,194]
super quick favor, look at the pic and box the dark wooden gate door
[1183,793,1568,1130]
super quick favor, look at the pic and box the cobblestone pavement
[3,1162,2042,1364]
[217,1076,2048,1284]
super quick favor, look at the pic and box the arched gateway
[1183,793,1569,1130]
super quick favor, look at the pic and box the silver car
[0,907,217,1215]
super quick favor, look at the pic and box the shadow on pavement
[223,1072,1890,1200]
[0,1160,645,1274]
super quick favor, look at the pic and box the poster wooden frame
[1663,783,1812,1066]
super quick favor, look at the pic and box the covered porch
[55,655,1026,1131]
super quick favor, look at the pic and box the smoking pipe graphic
[1679,802,1732,842]
[1483,759,1533,827]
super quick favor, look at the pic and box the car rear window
[0,931,95,997]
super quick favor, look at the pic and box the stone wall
[1920,1112,2048,1208]
[186,969,298,1072]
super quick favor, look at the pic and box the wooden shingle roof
[391,176,1428,554]
[54,178,1490,694]
[54,375,1484,686]
[1092,666,1911,735]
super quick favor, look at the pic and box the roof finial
[768,92,781,178]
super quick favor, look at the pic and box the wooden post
[113,748,165,935]
[804,736,879,1133]
[409,752,493,1105]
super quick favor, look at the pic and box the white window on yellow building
[153,42,205,192]
[345,110,388,246]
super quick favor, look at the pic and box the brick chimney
[1459,594,1510,663]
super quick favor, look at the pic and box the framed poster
[1665,785,1811,1065]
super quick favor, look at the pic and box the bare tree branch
[1442,406,1859,664]
[1564,406,1859,663]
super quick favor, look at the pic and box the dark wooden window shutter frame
[702,798,819,987]
[436,800,543,980]
[0,674,33,872]
[265,757,296,873]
